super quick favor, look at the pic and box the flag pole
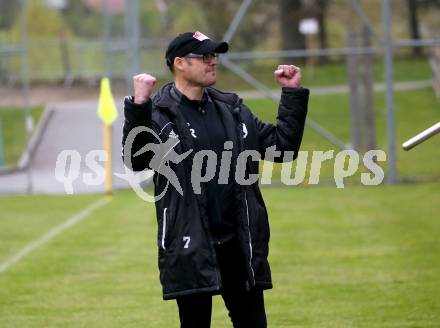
[104,123,113,196]
[97,77,118,198]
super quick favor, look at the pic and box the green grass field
[0,107,44,167]
[1,59,439,327]
[0,183,439,327]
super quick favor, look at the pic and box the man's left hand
[274,65,301,88]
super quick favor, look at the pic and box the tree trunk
[407,0,422,56]
[279,0,306,54]
[316,0,329,64]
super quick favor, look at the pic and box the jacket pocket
[248,188,270,244]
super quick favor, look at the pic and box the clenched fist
[274,65,301,88]
[133,73,157,104]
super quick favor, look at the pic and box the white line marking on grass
[0,197,109,274]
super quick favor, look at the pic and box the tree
[279,0,305,52]
[407,0,422,56]
[189,0,276,52]
[278,0,330,63]
[61,1,107,37]
[0,0,20,29]
[11,1,70,39]
[315,0,330,52]
[406,0,440,56]
[154,0,173,41]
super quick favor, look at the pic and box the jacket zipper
[244,192,255,284]
[233,103,256,285]
[162,207,168,250]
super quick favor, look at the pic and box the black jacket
[122,82,309,300]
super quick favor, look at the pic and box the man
[122,31,309,328]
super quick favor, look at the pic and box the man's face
[175,53,218,87]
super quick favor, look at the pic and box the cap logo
[193,31,210,42]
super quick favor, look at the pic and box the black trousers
[176,237,267,328]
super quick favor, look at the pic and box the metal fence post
[347,31,362,152]
[0,120,5,167]
[20,0,33,193]
[125,0,141,95]
[382,0,398,183]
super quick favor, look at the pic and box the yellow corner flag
[97,77,117,197]
[98,77,118,125]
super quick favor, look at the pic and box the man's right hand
[133,73,157,104]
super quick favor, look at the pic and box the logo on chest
[187,122,197,138]
[168,129,179,139]
[242,123,248,139]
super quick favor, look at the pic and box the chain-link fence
[0,0,170,86]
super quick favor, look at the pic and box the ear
[173,57,186,73]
